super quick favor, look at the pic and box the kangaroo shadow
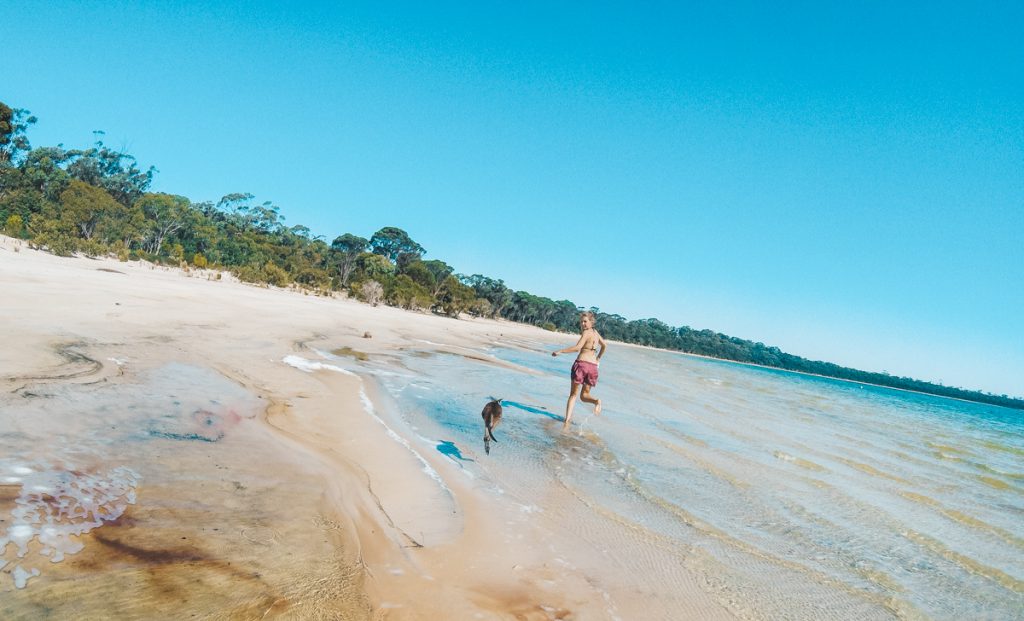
[436,440,474,462]
[503,400,563,421]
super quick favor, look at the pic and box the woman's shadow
[436,440,474,462]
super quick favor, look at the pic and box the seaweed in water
[331,346,369,361]
[147,429,224,443]
[145,408,235,443]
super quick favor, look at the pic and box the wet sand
[0,236,732,620]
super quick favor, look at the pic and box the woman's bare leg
[563,381,582,431]
[580,385,602,415]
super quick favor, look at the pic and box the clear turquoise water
[336,337,1023,620]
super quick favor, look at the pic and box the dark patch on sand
[5,342,103,383]
[332,346,369,361]
[93,532,207,565]
[293,333,329,351]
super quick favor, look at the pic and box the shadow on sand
[503,400,563,421]
[436,440,474,462]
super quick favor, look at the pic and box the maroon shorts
[571,360,599,387]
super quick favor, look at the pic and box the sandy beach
[0,235,735,620]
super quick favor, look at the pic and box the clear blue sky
[4,1,1022,396]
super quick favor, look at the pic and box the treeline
[2,101,1020,410]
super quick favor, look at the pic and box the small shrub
[79,239,107,258]
[263,261,290,287]
[4,214,24,237]
[110,240,131,262]
[359,280,384,307]
[32,232,77,257]
[192,253,208,269]
[235,265,264,284]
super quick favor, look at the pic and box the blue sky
[4,1,1022,396]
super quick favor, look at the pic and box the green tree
[66,135,154,207]
[99,200,146,248]
[467,297,492,318]
[330,233,368,286]
[462,274,512,317]
[386,274,432,310]
[436,275,476,317]
[136,193,189,255]
[400,260,437,294]
[249,201,284,233]
[59,179,120,240]
[27,202,78,256]
[0,102,36,167]
[356,252,396,281]
[421,259,453,298]
[369,226,424,263]
[12,147,72,201]
[0,188,48,231]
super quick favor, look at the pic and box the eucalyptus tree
[174,202,219,259]
[99,198,147,249]
[59,179,120,240]
[250,201,284,234]
[436,275,476,317]
[356,252,396,281]
[0,102,36,167]
[370,226,425,263]
[550,299,580,331]
[216,192,256,214]
[461,274,513,318]
[136,192,189,255]
[400,260,437,294]
[65,135,154,207]
[330,233,368,286]
[11,147,72,201]
[421,259,453,298]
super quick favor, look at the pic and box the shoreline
[3,237,704,619]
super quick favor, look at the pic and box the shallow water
[1,361,370,620]
[320,338,1023,620]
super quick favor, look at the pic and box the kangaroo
[481,398,503,455]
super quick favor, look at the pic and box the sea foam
[0,463,140,588]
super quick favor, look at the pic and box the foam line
[358,387,451,493]
[282,355,357,376]
[282,355,449,493]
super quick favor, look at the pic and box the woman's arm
[552,334,586,356]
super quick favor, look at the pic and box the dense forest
[2,101,1021,410]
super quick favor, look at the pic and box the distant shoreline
[596,336,1024,411]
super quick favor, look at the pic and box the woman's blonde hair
[580,310,596,323]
